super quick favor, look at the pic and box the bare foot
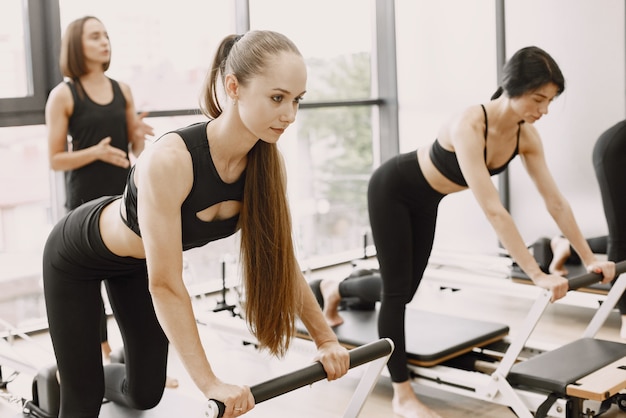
[102,341,112,364]
[319,279,344,327]
[166,376,179,389]
[549,236,570,276]
[392,381,442,418]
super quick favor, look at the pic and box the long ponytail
[200,31,303,356]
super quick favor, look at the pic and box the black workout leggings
[42,196,169,417]
[367,151,444,383]
[338,273,382,303]
[559,236,607,265]
[593,120,626,314]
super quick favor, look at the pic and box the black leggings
[367,151,444,383]
[593,120,626,314]
[42,196,169,417]
[100,295,108,344]
[338,273,382,303]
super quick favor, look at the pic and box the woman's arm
[519,125,615,281]
[135,135,253,413]
[452,111,570,301]
[295,270,350,380]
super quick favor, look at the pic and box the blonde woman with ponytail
[42,30,349,418]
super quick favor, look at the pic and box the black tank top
[65,78,129,210]
[121,121,246,251]
[429,104,521,187]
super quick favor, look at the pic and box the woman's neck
[485,98,523,130]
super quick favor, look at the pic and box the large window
[250,0,380,266]
[58,0,235,112]
[395,0,499,254]
[0,0,53,127]
[0,0,237,330]
[0,124,50,330]
[0,0,393,331]
[0,1,29,98]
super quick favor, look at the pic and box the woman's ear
[224,73,239,102]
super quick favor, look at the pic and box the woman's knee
[104,364,165,410]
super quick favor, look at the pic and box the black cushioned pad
[508,338,626,394]
[509,263,611,293]
[297,309,508,367]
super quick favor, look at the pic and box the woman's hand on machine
[206,379,254,417]
[533,273,569,302]
[314,340,350,381]
[586,260,616,284]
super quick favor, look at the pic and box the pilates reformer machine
[1,330,392,417]
[296,260,626,417]
[206,338,393,418]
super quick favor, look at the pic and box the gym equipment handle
[206,338,394,417]
[567,260,626,291]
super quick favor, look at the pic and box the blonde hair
[201,31,303,356]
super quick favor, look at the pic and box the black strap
[481,104,488,162]
[535,393,560,418]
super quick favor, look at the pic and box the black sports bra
[429,104,521,187]
[120,122,245,251]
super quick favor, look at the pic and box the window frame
[0,0,400,268]
[0,0,62,127]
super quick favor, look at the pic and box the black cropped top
[121,121,246,251]
[429,104,521,187]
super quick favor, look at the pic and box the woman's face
[511,82,559,124]
[81,18,110,67]
[235,51,307,143]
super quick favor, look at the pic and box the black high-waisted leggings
[593,120,626,314]
[42,196,169,417]
[367,151,444,383]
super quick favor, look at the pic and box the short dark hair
[491,46,565,100]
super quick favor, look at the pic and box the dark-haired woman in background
[366,46,615,417]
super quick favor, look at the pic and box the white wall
[505,0,625,241]
[395,0,625,255]
[395,0,500,254]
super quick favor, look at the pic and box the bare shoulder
[140,133,190,170]
[518,122,542,154]
[46,82,73,108]
[455,105,485,128]
[135,132,193,192]
[442,105,486,147]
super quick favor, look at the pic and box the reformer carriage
[295,260,626,417]
[3,261,626,417]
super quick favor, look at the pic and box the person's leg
[593,121,626,337]
[100,293,112,363]
[319,278,345,326]
[549,236,571,275]
[369,152,443,418]
[42,212,108,417]
[339,273,382,303]
[549,235,608,275]
[587,235,608,255]
[319,273,382,326]
[103,267,170,409]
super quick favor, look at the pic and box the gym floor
[1,260,625,417]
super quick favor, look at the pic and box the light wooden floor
[2,261,626,417]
